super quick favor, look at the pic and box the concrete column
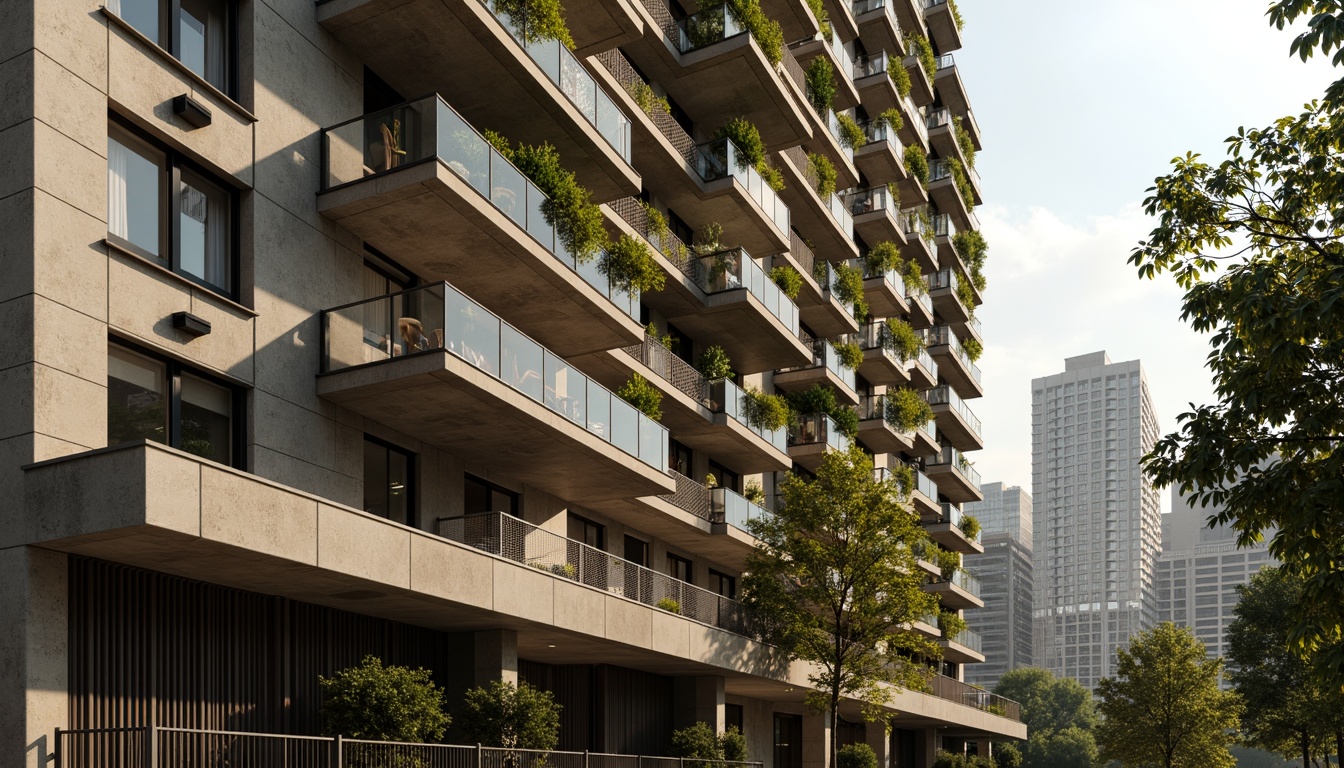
[0,546,68,768]
[865,723,890,768]
[472,629,518,686]
[802,712,831,768]
[919,729,938,768]
[673,675,725,731]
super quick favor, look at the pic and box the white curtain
[107,137,130,240]
[205,191,229,291]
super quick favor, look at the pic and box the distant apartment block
[1030,352,1162,689]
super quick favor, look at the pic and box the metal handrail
[622,334,710,404]
[925,384,982,437]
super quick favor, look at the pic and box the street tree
[743,446,941,766]
[1096,623,1241,768]
[992,668,1097,768]
[1128,0,1344,683]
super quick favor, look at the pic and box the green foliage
[931,751,993,768]
[953,229,988,291]
[805,56,837,115]
[833,340,864,370]
[318,656,450,742]
[953,115,976,167]
[931,545,960,579]
[884,386,932,432]
[993,668,1098,768]
[804,0,831,42]
[1126,6,1344,684]
[904,144,929,186]
[714,117,785,191]
[874,107,904,135]
[657,597,682,614]
[670,723,750,765]
[786,385,857,437]
[483,128,512,156]
[835,112,867,149]
[627,80,671,117]
[602,234,666,294]
[830,405,858,438]
[884,318,925,360]
[646,321,675,350]
[961,337,982,362]
[744,481,766,505]
[808,152,837,198]
[937,610,966,641]
[831,262,869,321]
[903,257,925,294]
[459,680,562,751]
[744,386,792,431]
[726,0,784,65]
[958,513,980,540]
[863,241,904,276]
[491,135,608,262]
[617,373,663,419]
[492,0,575,47]
[769,265,803,299]
[945,157,975,208]
[698,345,735,380]
[887,59,912,98]
[948,0,964,30]
[991,743,1021,768]
[905,33,937,81]
[955,274,977,314]
[1096,623,1241,768]
[742,447,938,763]
[720,727,748,762]
[836,743,877,768]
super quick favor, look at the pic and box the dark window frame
[623,535,649,568]
[107,337,246,468]
[107,115,242,301]
[362,434,417,527]
[464,474,520,518]
[709,568,736,599]
[666,552,693,583]
[114,0,239,97]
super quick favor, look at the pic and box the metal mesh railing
[788,230,816,279]
[929,676,1019,720]
[437,513,754,634]
[622,334,710,404]
[609,197,699,279]
[661,470,713,520]
[594,49,695,163]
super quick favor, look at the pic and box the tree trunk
[830,688,840,768]
[1336,730,1343,768]
[1304,731,1312,768]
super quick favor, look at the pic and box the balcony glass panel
[859,322,905,362]
[675,3,746,53]
[321,96,638,317]
[824,110,856,164]
[904,209,938,251]
[692,138,791,236]
[853,51,891,80]
[926,385,982,437]
[927,326,982,384]
[781,337,857,391]
[851,0,892,16]
[929,445,981,486]
[789,413,848,451]
[846,185,899,218]
[696,248,800,333]
[708,378,789,452]
[914,289,934,317]
[913,348,939,381]
[910,466,937,500]
[711,487,772,530]
[939,501,963,527]
[903,94,929,144]
[321,283,669,471]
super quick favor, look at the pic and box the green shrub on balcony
[320,656,451,743]
[657,597,682,614]
[945,157,975,208]
[903,258,925,295]
[805,56,837,115]
[804,0,832,42]
[833,339,864,370]
[874,107,904,135]
[492,0,576,47]
[835,112,867,150]
[938,609,967,641]
[837,744,878,768]
[888,58,913,98]
[955,273,976,315]
[627,80,671,117]
[933,546,961,580]
[885,386,932,432]
[714,116,785,191]
[904,144,929,187]
[602,234,667,293]
[745,386,792,431]
[744,480,767,505]
[646,321,676,350]
[698,344,736,379]
[488,132,608,262]
[959,513,981,540]
[726,0,784,65]
[784,385,857,438]
[863,240,904,275]
[884,318,924,360]
[961,337,982,363]
[952,229,988,291]
[807,152,837,198]
[905,33,937,81]
[618,373,664,419]
[953,115,976,167]
[949,0,965,30]
[769,265,804,299]
[459,680,562,751]
[831,261,869,321]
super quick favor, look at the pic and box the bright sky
[951,0,1339,508]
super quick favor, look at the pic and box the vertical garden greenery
[805,56,837,115]
[715,117,785,191]
[492,0,575,48]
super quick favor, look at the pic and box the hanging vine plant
[902,258,925,295]
[831,261,869,321]
[601,234,667,294]
[808,152,837,198]
[904,144,929,187]
[492,0,576,48]
[835,112,867,150]
[714,117,785,191]
[905,33,937,81]
[962,337,983,363]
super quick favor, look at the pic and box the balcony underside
[909,616,941,639]
[854,8,900,61]
[857,419,913,454]
[864,275,908,318]
[911,488,939,518]
[788,442,833,472]
[318,162,642,356]
[907,358,937,389]
[928,123,960,167]
[567,0,646,55]
[317,0,639,200]
[935,66,972,126]
[583,494,754,569]
[858,347,910,386]
[924,462,982,504]
[931,404,983,452]
[318,351,675,502]
[953,314,981,347]
[896,174,930,211]
[854,72,901,115]
[853,210,907,250]
[823,0,860,42]
[928,178,976,233]
[925,521,984,555]
[927,344,983,400]
[940,639,984,664]
[777,153,860,262]
[904,58,934,105]
[891,0,922,34]
[774,367,860,405]
[925,580,983,610]
[759,0,822,43]
[799,295,861,338]
[791,38,860,111]
[907,296,934,329]
[909,428,939,458]
[924,3,963,53]
[624,27,811,150]
[667,291,812,374]
[929,286,970,326]
[902,234,939,274]
[854,139,907,188]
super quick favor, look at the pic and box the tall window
[363,437,413,525]
[108,122,237,297]
[465,475,519,517]
[666,553,692,583]
[709,569,736,599]
[623,535,649,567]
[107,0,234,94]
[567,515,605,550]
[107,342,239,466]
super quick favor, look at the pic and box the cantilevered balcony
[852,0,904,61]
[317,0,637,200]
[908,347,939,389]
[623,1,811,149]
[903,45,935,105]
[926,268,971,325]
[903,209,940,273]
[896,92,930,151]
[824,0,861,43]
[788,413,851,470]
[801,260,863,338]
[921,0,963,53]
[853,51,905,115]
[705,378,794,471]
[907,286,935,329]
[319,97,642,356]
[928,159,977,233]
[911,416,939,457]
[853,119,908,187]
[856,395,917,453]
[932,54,978,148]
[909,464,940,516]
[857,322,912,386]
[320,283,674,502]
[925,567,983,609]
[925,325,983,399]
[926,502,984,555]
[926,385,983,451]
[925,446,983,503]
[613,471,774,565]
[775,337,860,405]
[862,264,909,321]
[777,147,860,262]
[760,0,823,44]
[677,248,812,373]
[927,112,983,207]
[941,626,985,663]
[790,33,860,111]
[888,0,924,35]
[848,186,909,247]
[593,52,791,255]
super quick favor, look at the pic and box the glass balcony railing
[929,446,981,487]
[863,257,909,300]
[487,2,632,161]
[935,53,956,72]
[951,627,983,653]
[853,51,893,81]
[817,261,857,316]
[862,118,899,147]
[712,486,773,530]
[846,185,899,218]
[927,326,982,383]
[926,385,983,438]
[675,3,746,54]
[321,96,638,317]
[921,416,938,443]
[903,94,929,145]
[696,248,800,333]
[913,466,938,500]
[859,322,907,363]
[904,209,938,252]
[939,501,963,528]
[968,315,982,339]
[692,137,792,236]
[708,378,789,453]
[824,110,856,164]
[321,283,668,471]
[851,0,894,19]
[859,394,911,433]
[780,337,858,391]
[914,288,935,317]
[933,211,958,246]
[929,157,979,198]
[830,34,855,87]
[912,347,940,381]
[950,567,981,596]
[789,413,849,451]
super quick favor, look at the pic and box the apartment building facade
[1030,352,1161,689]
[1,0,1019,765]
[963,482,1033,689]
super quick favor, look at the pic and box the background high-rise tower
[1030,352,1162,688]
[963,482,1034,688]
